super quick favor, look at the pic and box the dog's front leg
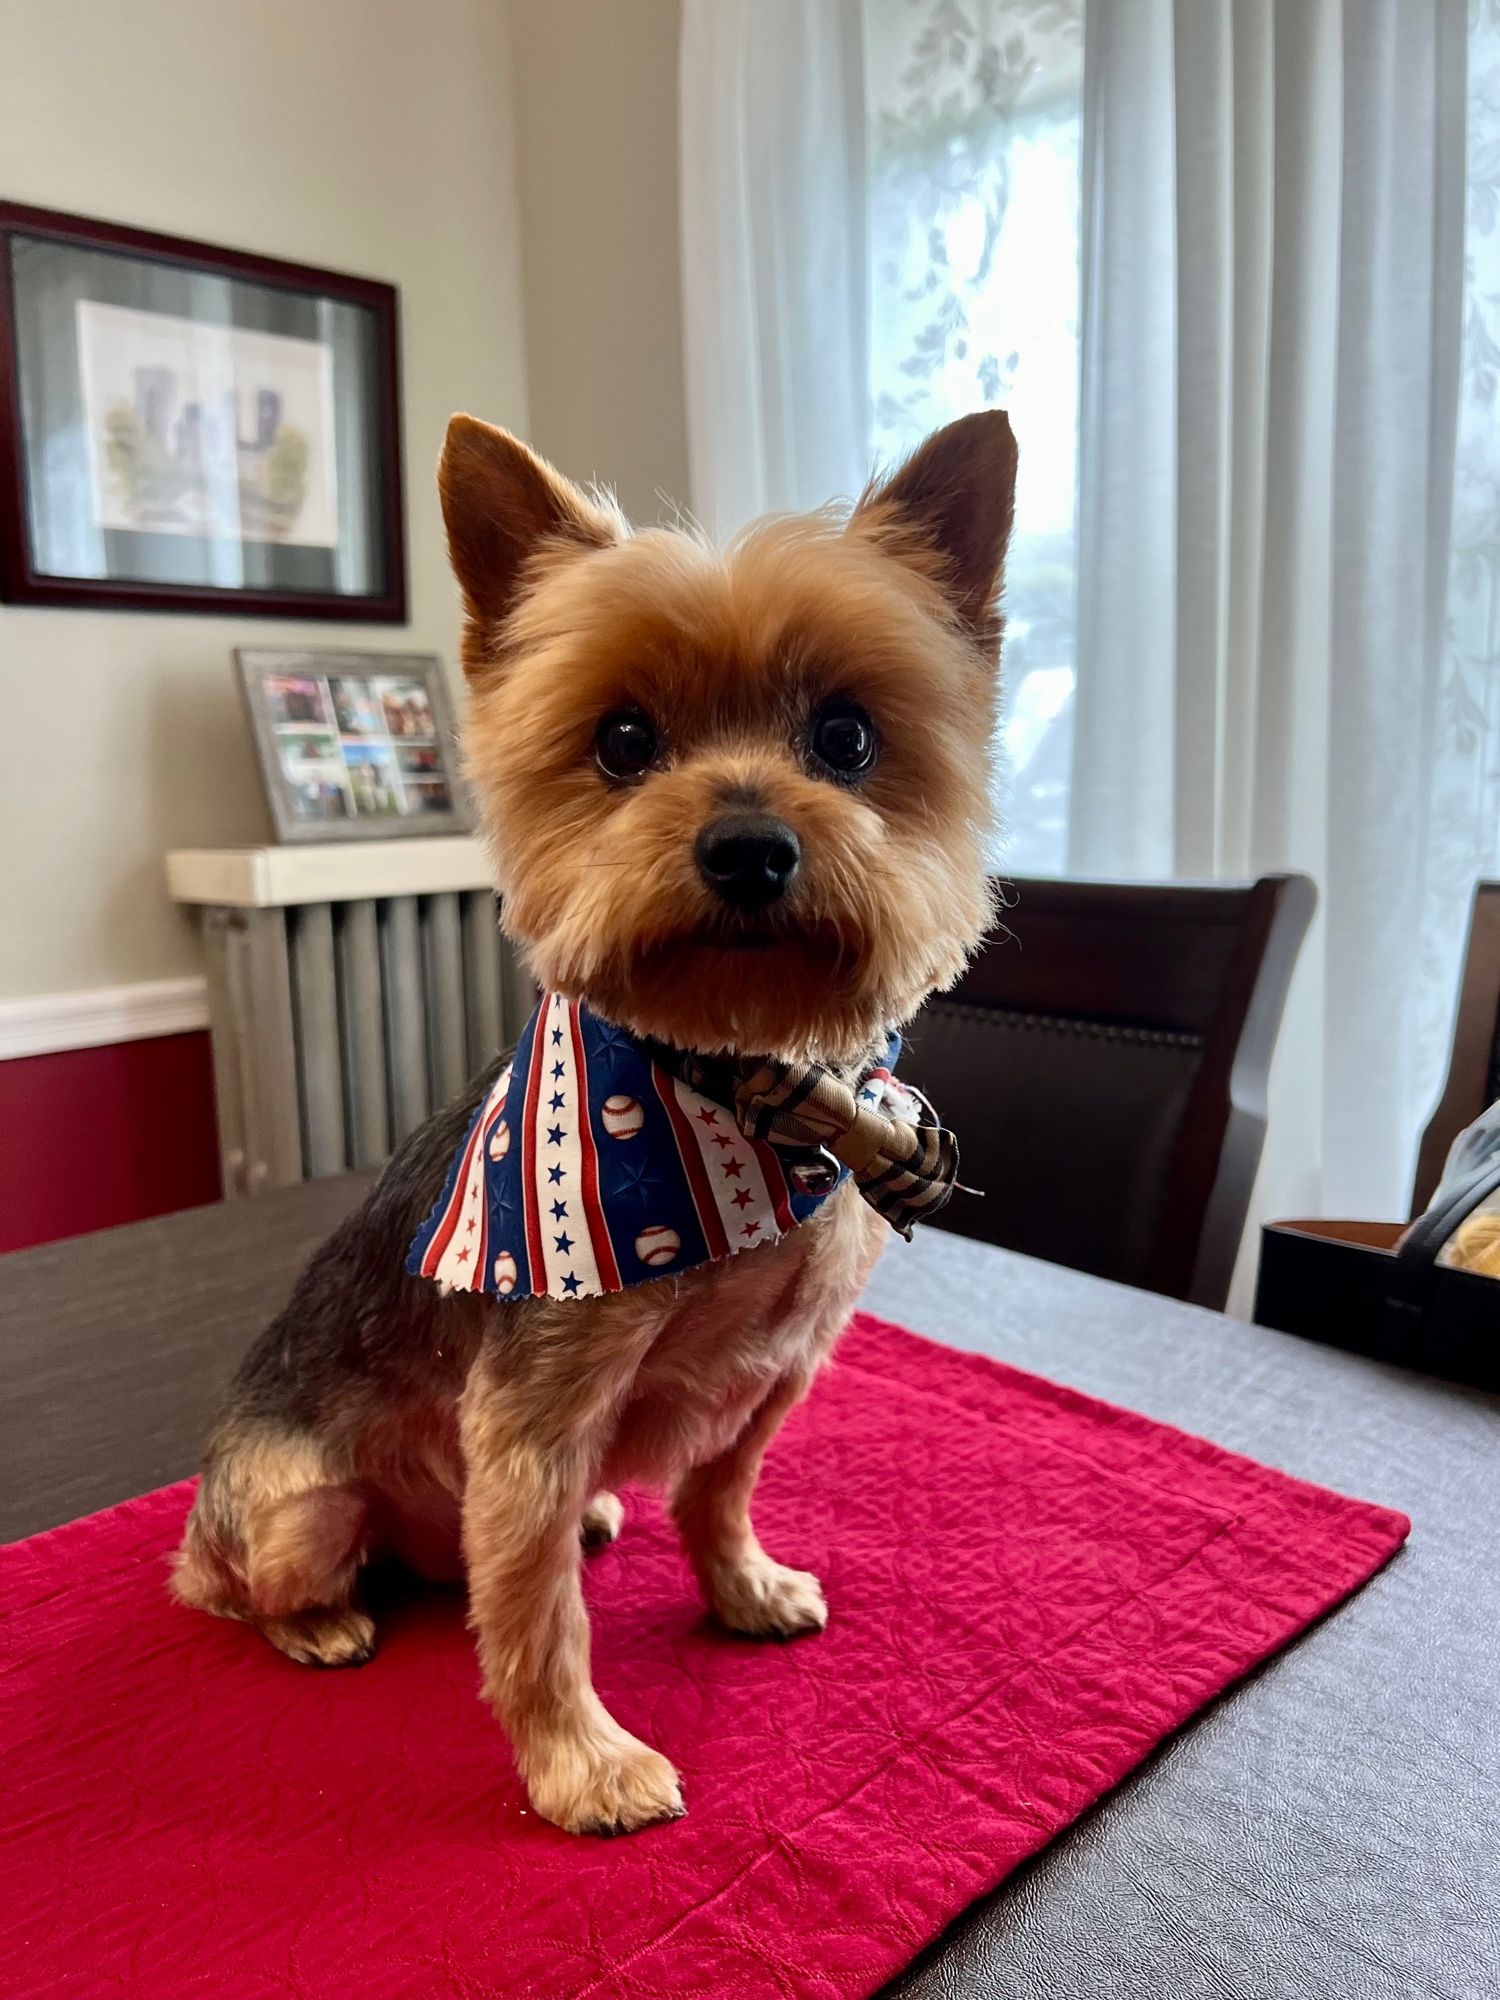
[460,1359,683,1836]
[673,1372,827,1639]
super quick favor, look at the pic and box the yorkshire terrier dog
[173,409,1016,1835]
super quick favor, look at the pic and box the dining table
[2,1177,1495,2000]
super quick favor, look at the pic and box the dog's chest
[605,1185,883,1480]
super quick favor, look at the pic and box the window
[865,0,1082,871]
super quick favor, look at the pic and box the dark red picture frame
[0,201,406,621]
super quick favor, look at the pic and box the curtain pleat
[1071,0,1179,878]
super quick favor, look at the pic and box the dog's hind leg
[243,1483,376,1667]
[173,1429,376,1668]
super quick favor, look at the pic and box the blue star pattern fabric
[407,993,902,1303]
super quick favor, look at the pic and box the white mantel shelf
[166,837,493,909]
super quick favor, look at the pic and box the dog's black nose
[695,813,801,911]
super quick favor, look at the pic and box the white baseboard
[0,977,210,1061]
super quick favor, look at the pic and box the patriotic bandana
[407,992,954,1304]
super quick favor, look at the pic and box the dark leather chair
[1410,879,1500,1215]
[898,874,1315,1309]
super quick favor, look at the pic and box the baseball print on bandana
[408,994,879,1303]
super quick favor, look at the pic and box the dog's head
[440,412,1016,1063]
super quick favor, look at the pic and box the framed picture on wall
[238,649,469,842]
[0,202,405,619]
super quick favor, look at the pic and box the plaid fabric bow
[730,1055,959,1240]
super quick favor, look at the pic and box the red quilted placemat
[2,1313,1406,1999]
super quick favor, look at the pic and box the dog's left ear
[439,415,619,677]
[851,410,1018,663]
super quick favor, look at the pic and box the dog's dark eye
[595,709,659,782]
[809,700,878,779]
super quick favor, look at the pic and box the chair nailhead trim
[926,1001,1204,1053]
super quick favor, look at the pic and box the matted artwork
[75,302,340,549]
[237,649,468,842]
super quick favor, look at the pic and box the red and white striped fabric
[408,994,848,1303]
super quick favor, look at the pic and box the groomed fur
[456,413,1016,1063]
[174,410,1017,1833]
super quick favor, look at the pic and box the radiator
[168,840,533,1197]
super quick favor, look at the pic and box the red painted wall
[0,1031,222,1253]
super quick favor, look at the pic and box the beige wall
[0,0,529,1000]
[509,0,689,524]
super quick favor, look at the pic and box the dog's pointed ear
[439,416,619,674]
[851,411,1018,662]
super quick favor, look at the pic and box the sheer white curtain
[679,0,1500,1259]
[1074,0,1477,1238]
[679,0,869,535]
[682,0,1082,871]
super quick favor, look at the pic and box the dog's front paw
[711,1558,828,1640]
[580,1490,625,1550]
[527,1726,685,1837]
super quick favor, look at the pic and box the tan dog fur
[173,410,1016,1834]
